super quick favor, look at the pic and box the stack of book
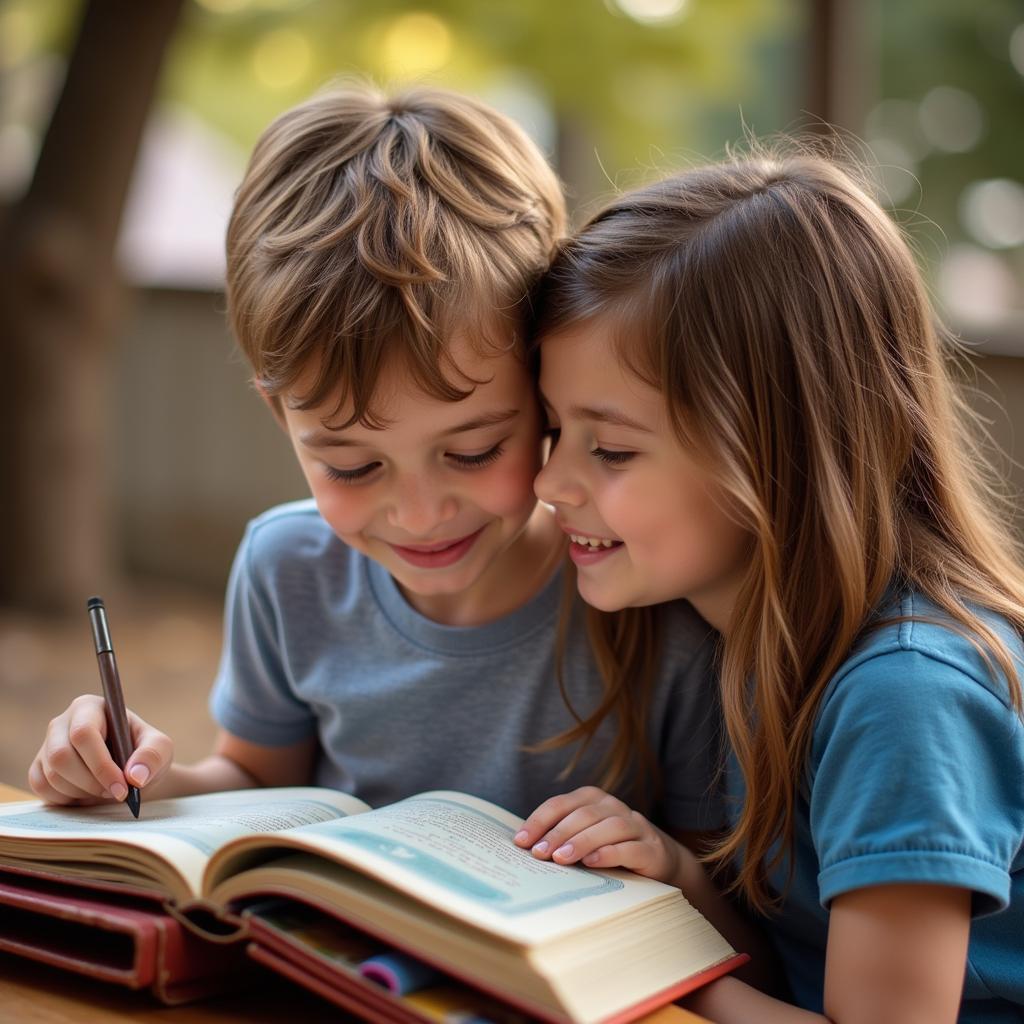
[0,787,746,1023]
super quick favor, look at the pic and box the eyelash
[323,443,505,484]
[543,428,634,467]
[592,447,635,466]
[450,443,505,469]
[324,463,378,483]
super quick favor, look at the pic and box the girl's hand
[513,786,683,885]
[28,694,173,806]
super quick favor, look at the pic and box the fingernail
[129,765,150,786]
[532,840,549,854]
[554,843,574,859]
[514,830,529,843]
[583,853,600,866]
[111,783,127,800]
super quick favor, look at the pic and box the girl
[514,151,1024,1023]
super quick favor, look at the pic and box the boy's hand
[28,695,173,806]
[513,786,683,885]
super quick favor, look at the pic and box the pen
[87,596,141,818]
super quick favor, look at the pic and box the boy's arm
[144,729,319,799]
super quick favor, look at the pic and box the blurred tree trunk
[555,110,599,228]
[0,0,183,613]
[806,0,877,135]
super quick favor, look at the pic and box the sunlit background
[1,0,1022,783]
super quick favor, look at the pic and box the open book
[0,788,745,1023]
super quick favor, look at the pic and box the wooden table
[0,783,711,1023]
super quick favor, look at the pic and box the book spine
[598,954,751,1024]
[0,872,252,1005]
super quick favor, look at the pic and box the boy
[29,84,722,834]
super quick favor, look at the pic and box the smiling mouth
[568,532,620,550]
[394,533,477,554]
[564,531,624,566]
[388,526,486,568]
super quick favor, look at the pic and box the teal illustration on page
[0,793,349,856]
[291,797,624,916]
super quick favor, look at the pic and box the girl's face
[534,317,750,631]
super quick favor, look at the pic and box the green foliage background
[3,0,1021,295]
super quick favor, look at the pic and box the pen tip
[126,787,141,819]
[87,596,104,609]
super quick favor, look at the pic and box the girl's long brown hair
[530,565,664,813]
[533,148,1024,912]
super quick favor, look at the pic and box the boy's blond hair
[226,82,566,424]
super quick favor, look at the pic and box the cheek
[654,493,748,582]
[596,473,674,549]
[306,477,375,537]
[474,446,541,518]
[613,476,741,569]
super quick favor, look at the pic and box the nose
[386,472,458,536]
[534,443,587,509]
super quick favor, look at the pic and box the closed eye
[592,447,635,466]
[448,442,504,469]
[324,462,380,483]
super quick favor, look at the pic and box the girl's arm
[686,883,971,1024]
[516,788,972,1023]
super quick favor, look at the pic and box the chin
[577,583,628,614]
[397,571,474,595]
[583,577,674,612]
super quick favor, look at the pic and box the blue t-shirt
[210,500,726,828]
[729,592,1024,1022]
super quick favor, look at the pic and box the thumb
[123,715,173,788]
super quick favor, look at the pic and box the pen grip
[96,651,133,769]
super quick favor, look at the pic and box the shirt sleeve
[654,609,729,833]
[208,522,318,746]
[810,647,1024,916]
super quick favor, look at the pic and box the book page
[0,787,368,901]
[209,790,680,942]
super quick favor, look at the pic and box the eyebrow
[539,392,652,433]
[570,405,652,432]
[298,408,520,449]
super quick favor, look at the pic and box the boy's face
[277,333,546,623]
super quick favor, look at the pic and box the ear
[253,380,288,431]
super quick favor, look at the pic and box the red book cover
[0,869,252,1004]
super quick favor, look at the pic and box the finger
[29,696,112,803]
[38,728,110,801]
[531,794,632,860]
[63,707,130,798]
[514,787,613,848]
[581,840,662,875]
[39,756,108,802]
[531,804,620,860]
[549,815,642,865]
[28,755,82,804]
[123,717,174,789]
